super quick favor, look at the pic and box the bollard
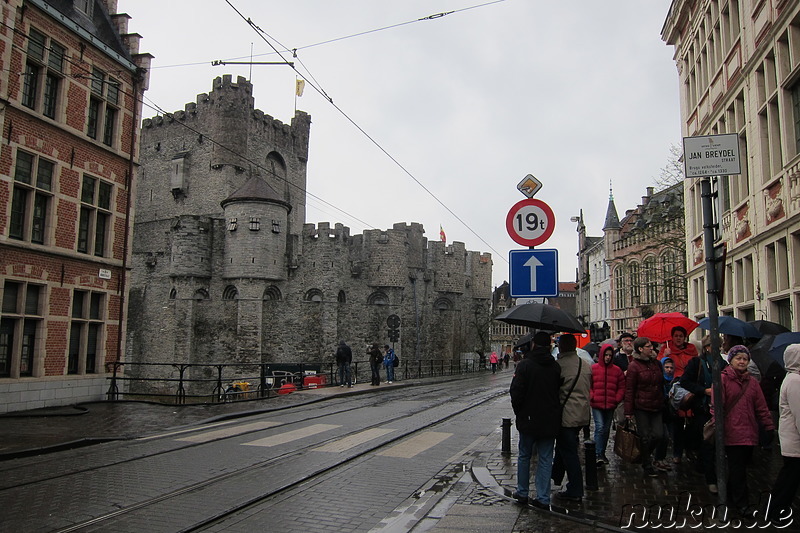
[584,439,598,490]
[501,418,512,456]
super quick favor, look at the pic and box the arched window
[222,285,238,300]
[304,288,323,303]
[169,288,177,300]
[433,297,453,311]
[629,262,640,306]
[263,286,282,301]
[338,290,346,303]
[614,266,626,309]
[367,291,389,305]
[193,288,209,300]
[662,250,680,301]
[643,256,657,304]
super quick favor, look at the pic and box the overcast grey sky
[120,0,681,286]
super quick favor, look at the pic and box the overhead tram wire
[139,95,378,232]
[150,0,508,70]
[222,0,509,264]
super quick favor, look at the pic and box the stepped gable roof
[44,0,132,61]
[602,192,621,230]
[220,177,292,211]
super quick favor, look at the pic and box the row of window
[9,149,113,256]
[0,281,105,378]
[613,251,685,309]
[22,27,120,147]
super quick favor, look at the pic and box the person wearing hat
[712,344,775,516]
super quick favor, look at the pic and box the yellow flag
[295,79,305,97]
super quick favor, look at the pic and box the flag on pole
[295,79,305,97]
[439,225,446,242]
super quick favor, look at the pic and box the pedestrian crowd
[510,327,799,523]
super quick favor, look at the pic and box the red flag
[439,225,446,242]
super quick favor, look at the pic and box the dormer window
[75,0,93,17]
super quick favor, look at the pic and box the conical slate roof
[602,191,621,230]
[220,176,291,211]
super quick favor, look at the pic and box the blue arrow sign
[509,249,559,297]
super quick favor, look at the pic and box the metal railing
[105,359,485,405]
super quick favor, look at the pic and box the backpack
[392,351,399,367]
[668,379,696,412]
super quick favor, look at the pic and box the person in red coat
[711,345,775,516]
[591,343,625,466]
[625,337,666,477]
[657,326,698,378]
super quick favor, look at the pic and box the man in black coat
[335,340,353,387]
[510,331,562,507]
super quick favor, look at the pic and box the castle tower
[221,177,291,280]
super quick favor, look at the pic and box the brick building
[0,0,150,412]
[126,75,492,394]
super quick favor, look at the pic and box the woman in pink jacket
[591,343,625,466]
[711,345,775,516]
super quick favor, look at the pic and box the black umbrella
[768,332,800,366]
[748,320,791,336]
[751,334,780,373]
[514,332,533,348]
[582,342,601,356]
[495,303,585,334]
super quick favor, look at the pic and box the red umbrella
[636,313,698,343]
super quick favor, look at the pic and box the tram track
[0,376,492,490]
[4,377,509,532]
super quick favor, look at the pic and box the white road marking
[243,423,341,447]
[378,431,452,458]
[175,421,281,442]
[313,428,397,453]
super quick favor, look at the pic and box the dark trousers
[686,408,716,483]
[370,362,380,385]
[725,445,754,513]
[770,455,800,521]
[552,426,583,497]
[634,409,663,469]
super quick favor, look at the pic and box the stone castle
[126,75,492,387]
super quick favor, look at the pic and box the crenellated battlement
[142,75,310,137]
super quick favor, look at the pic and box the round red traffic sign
[505,198,555,247]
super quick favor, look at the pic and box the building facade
[663,0,800,330]
[0,0,149,412]
[573,209,612,341]
[126,75,492,394]
[606,184,687,337]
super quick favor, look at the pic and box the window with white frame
[22,27,66,120]
[86,67,120,146]
[9,150,54,244]
[77,175,113,256]
[0,280,44,377]
[68,290,104,374]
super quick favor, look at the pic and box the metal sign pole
[700,177,727,505]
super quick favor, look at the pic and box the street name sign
[505,198,555,247]
[509,249,559,297]
[683,133,741,178]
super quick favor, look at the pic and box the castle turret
[221,177,291,280]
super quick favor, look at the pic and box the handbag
[703,380,749,444]
[613,419,642,464]
[669,380,696,411]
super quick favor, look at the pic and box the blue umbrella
[697,316,762,339]
[768,332,800,366]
